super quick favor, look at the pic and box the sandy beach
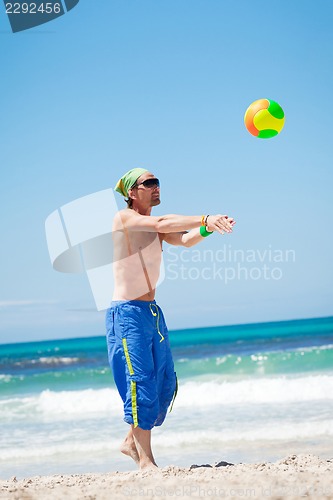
[1,454,332,499]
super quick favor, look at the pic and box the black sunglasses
[134,178,160,189]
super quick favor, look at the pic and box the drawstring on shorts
[149,303,165,342]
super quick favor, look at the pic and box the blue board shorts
[105,300,177,431]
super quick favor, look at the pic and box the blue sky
[1,0,333,343]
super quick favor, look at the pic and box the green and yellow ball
[244,99,285,138]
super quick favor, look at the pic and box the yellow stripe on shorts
[122,338,138,427]
[122,338,134,375]
[130,381,138,427]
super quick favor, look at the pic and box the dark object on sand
[189,464,213,470]
[215,460,234,467]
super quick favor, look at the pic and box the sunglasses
[134,178,160,189]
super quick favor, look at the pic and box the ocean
[1,316,333,480]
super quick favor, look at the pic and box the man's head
[115,168,160,209]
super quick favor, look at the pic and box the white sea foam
[0,418,332,461]
[175,374,333,407]
[1,374,333,422]
[0,439,120,460]
[37,387,123,415]
[0,388,122,422]
[13,356,80,367]
[1,374,333,463]
[39,356,80,364]
[294,343,333,352]
[153,420,333,447]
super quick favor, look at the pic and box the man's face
[131,172,160,206]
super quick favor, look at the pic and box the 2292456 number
[5,3,62,14]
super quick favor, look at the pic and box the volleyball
[244,99,285,138]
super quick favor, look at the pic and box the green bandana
[114,168,149,197]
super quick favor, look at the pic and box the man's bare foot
[140,461,159,471]
[120,437,140,464]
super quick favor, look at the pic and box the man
[106,168,235,470]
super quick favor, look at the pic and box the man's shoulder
[113,209,140,229]
[115,208,141,220]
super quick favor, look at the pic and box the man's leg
[120,425,139,464]
[132,425,158,469]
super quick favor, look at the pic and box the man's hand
[206,215,235,235]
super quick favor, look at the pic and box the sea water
[0,316,333,479]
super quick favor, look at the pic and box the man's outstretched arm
[118,210,235,235]
[163,216,236,248]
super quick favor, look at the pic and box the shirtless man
[105,168,235,470]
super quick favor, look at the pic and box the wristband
[200,225,213,237]
[204,214,210,226]
[201,215,205,226]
